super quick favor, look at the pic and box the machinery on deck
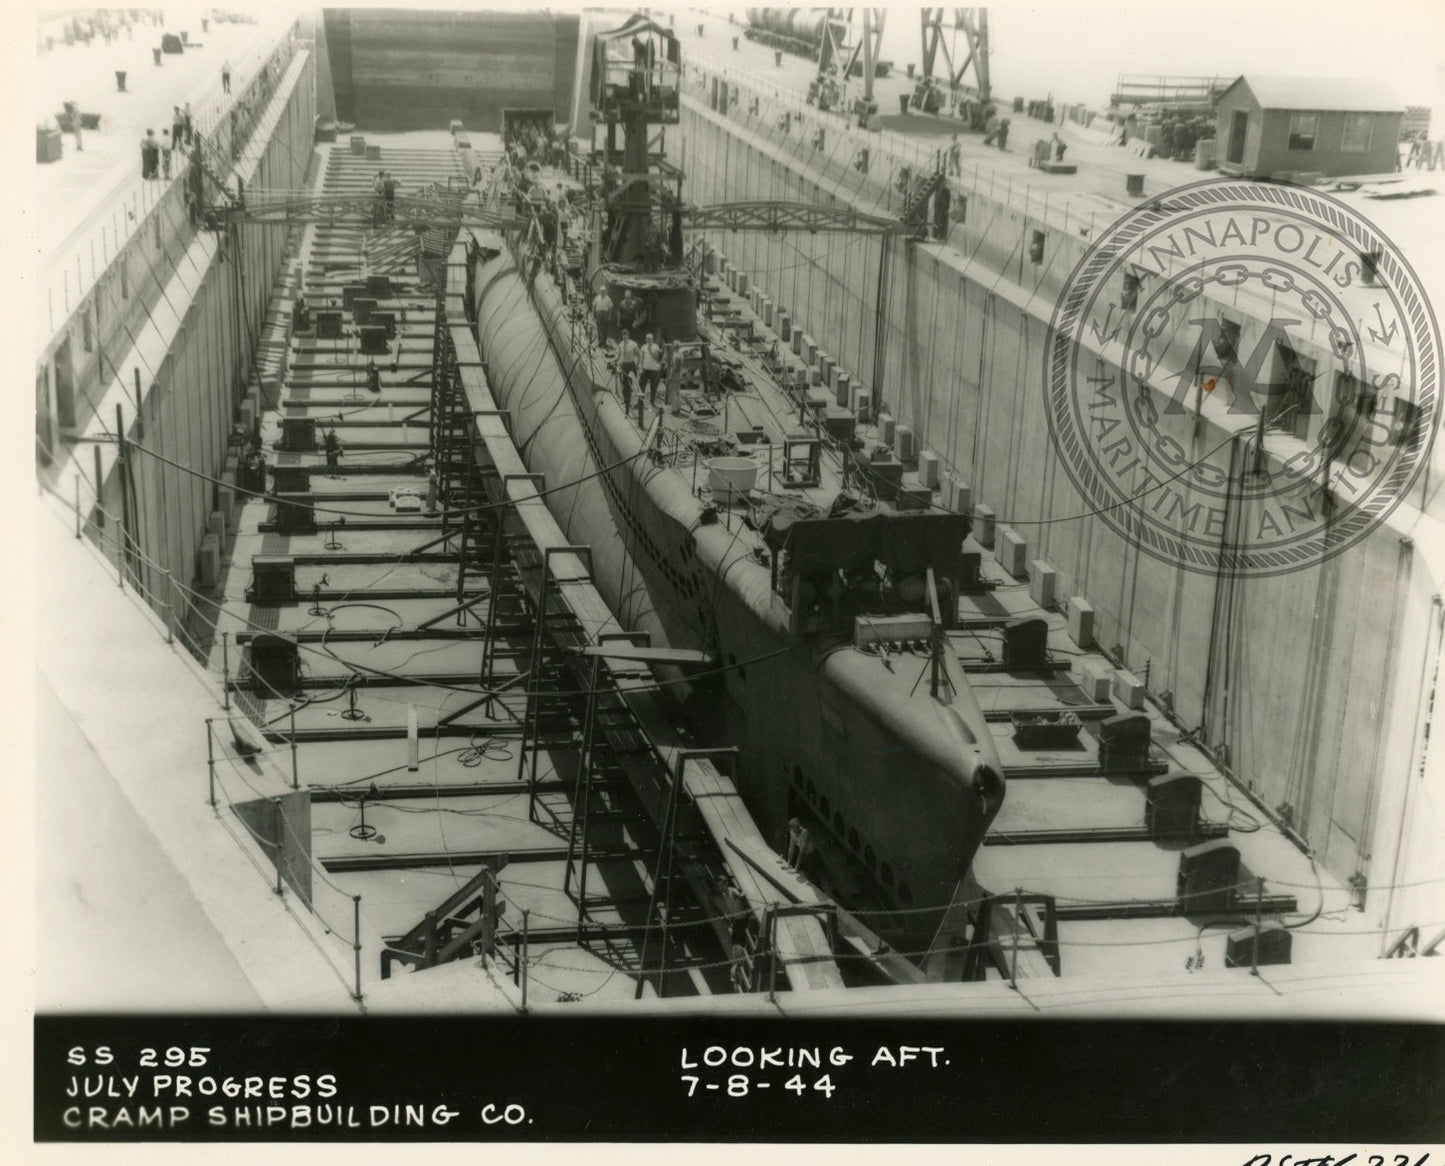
[744,8,890,122]
[915,8,991,128]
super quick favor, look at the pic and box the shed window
[1341,113,1372,153]
[1287,114,1318,151]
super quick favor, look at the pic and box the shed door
[1226,110,1248,165]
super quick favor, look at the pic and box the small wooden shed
[1214,75,1403,179]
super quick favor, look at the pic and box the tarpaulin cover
[784,510,968,575]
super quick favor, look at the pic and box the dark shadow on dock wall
[322,9,579,132]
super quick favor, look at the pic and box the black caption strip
[35,1016,1445,1142]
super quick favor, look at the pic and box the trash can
[898,93,910,116]
[202,18,208,32]
[36,126,64,163]
[152,47,161,65]
[906,63,915,78]
[115,70,127,92]
[774,50,782,67]
[732,36,739,50]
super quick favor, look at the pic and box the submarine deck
[487,141,1402,989]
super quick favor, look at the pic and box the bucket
[152,47,161,65]
[116,70,126,91]
[707,457,759,498]
[775,50,782,67]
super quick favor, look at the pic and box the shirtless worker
[617,332,641,411]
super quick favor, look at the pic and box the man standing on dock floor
[140,129,158,179]
[382,171,397,222]
[222,60,232,94]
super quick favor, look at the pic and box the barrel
[707,457,760,498]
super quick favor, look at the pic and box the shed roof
[1221,75,1403,113]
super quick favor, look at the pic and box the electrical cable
[126,434,654,520]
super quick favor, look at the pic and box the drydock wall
[37,33,316,633]
[321,8,579,131]
[679,66,1445,932]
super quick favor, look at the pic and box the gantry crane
[916,8,991,126]
[805,7,887,126]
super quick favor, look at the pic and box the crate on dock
[1067,597,1095,648]
[365,145,382,161]
[1224,921,1292,968]
[863,457,903,501]
[36,127,63,163]
[895,484,932,511]
[359,325,388,355]
[350,136,366,155]
[281,416,317,452]
[1176,839,1240,913]
[1001,617,1049,672]
[1010,710,1083,750]
[822,406,856,444]
[272,466,310,494]
[1145,772,1202,837]
[250,556,296,606]
[274,494,315,534]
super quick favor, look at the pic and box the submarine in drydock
[465,13,1003,948]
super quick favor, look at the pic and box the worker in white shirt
[639,333,664,405]
[592,286,615,347]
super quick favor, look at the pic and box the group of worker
[138,102,196,180]
[590,285,671,411]
[371,171,399,225]
[1404,131,1443,171]
[504,122,562,168]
